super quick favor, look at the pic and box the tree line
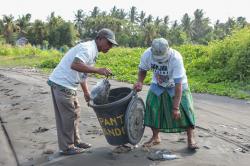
[0,6,249,49]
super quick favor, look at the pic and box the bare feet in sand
[143,137,161,147]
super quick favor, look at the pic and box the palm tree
[181,13,192,41]
[0,19,4,35]
[155,15,169,38]
[47,12,63,29]
[191,9,212,44]
[47,12,64,47]
[129,6,138,23]
[74,9,85,36]
[167,20,184,45]
[117,9,127,19]
[16,13,31,37]
[138,11,146,27]
[163,16,169,26]
[91,6,100,18]
[236,16,247,28]
[27,19,47,45]
[144,23,157,46]
[110,6,118,17]
[110,6,126,19]
[2,14,16,44]
[213,20,226,40]
[172,20,179,29]
[154,17,162,26]
[74,9,85,25]
[225,17,236,35]
[146,14,153,23]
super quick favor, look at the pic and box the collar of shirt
[92,40,99,57]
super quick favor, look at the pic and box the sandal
[60,147,85,155]
[188,143,199,150]
[143,138,161,147]
[75,142,92,149]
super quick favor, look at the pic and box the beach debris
[233,147,247,153]
[177,138,185,142]
[40,91,49,94]
[147,149,178,161]
[32,127,49,133]
[43,149,54,154]
[203,145,211,149]
[162,154,178,160]
[219,124,227,128]
[198,133,212,138]
[86,129,103,135]
[90,79,111,105]
[11,103,20,106]
[112,145,132,153]
[24,117,31,120]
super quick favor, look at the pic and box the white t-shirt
[49,40,98,90]
[139,48,187,87]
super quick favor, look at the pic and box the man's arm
[71,57,112,76]
[80,79,90,102]
[172,83,182,120]
[134,69,147,92]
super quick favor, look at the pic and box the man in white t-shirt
[134,38,198,150]
[48,28,118,155]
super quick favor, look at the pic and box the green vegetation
[0,44,62,68]
[0,7,249,48]
[0,27,249,99]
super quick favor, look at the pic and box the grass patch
[0,35,250,100]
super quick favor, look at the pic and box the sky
[0,0,249,24]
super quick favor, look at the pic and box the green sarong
[144,89,195,133]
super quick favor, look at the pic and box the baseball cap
[151,38,170,62]
[97,28,118,45]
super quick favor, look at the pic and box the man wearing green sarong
[134,38,198,150]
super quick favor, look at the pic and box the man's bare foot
[187,128,198,150]
[143,137,161,147]
[188,141,199,150]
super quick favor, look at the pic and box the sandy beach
[0,68,250,166]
